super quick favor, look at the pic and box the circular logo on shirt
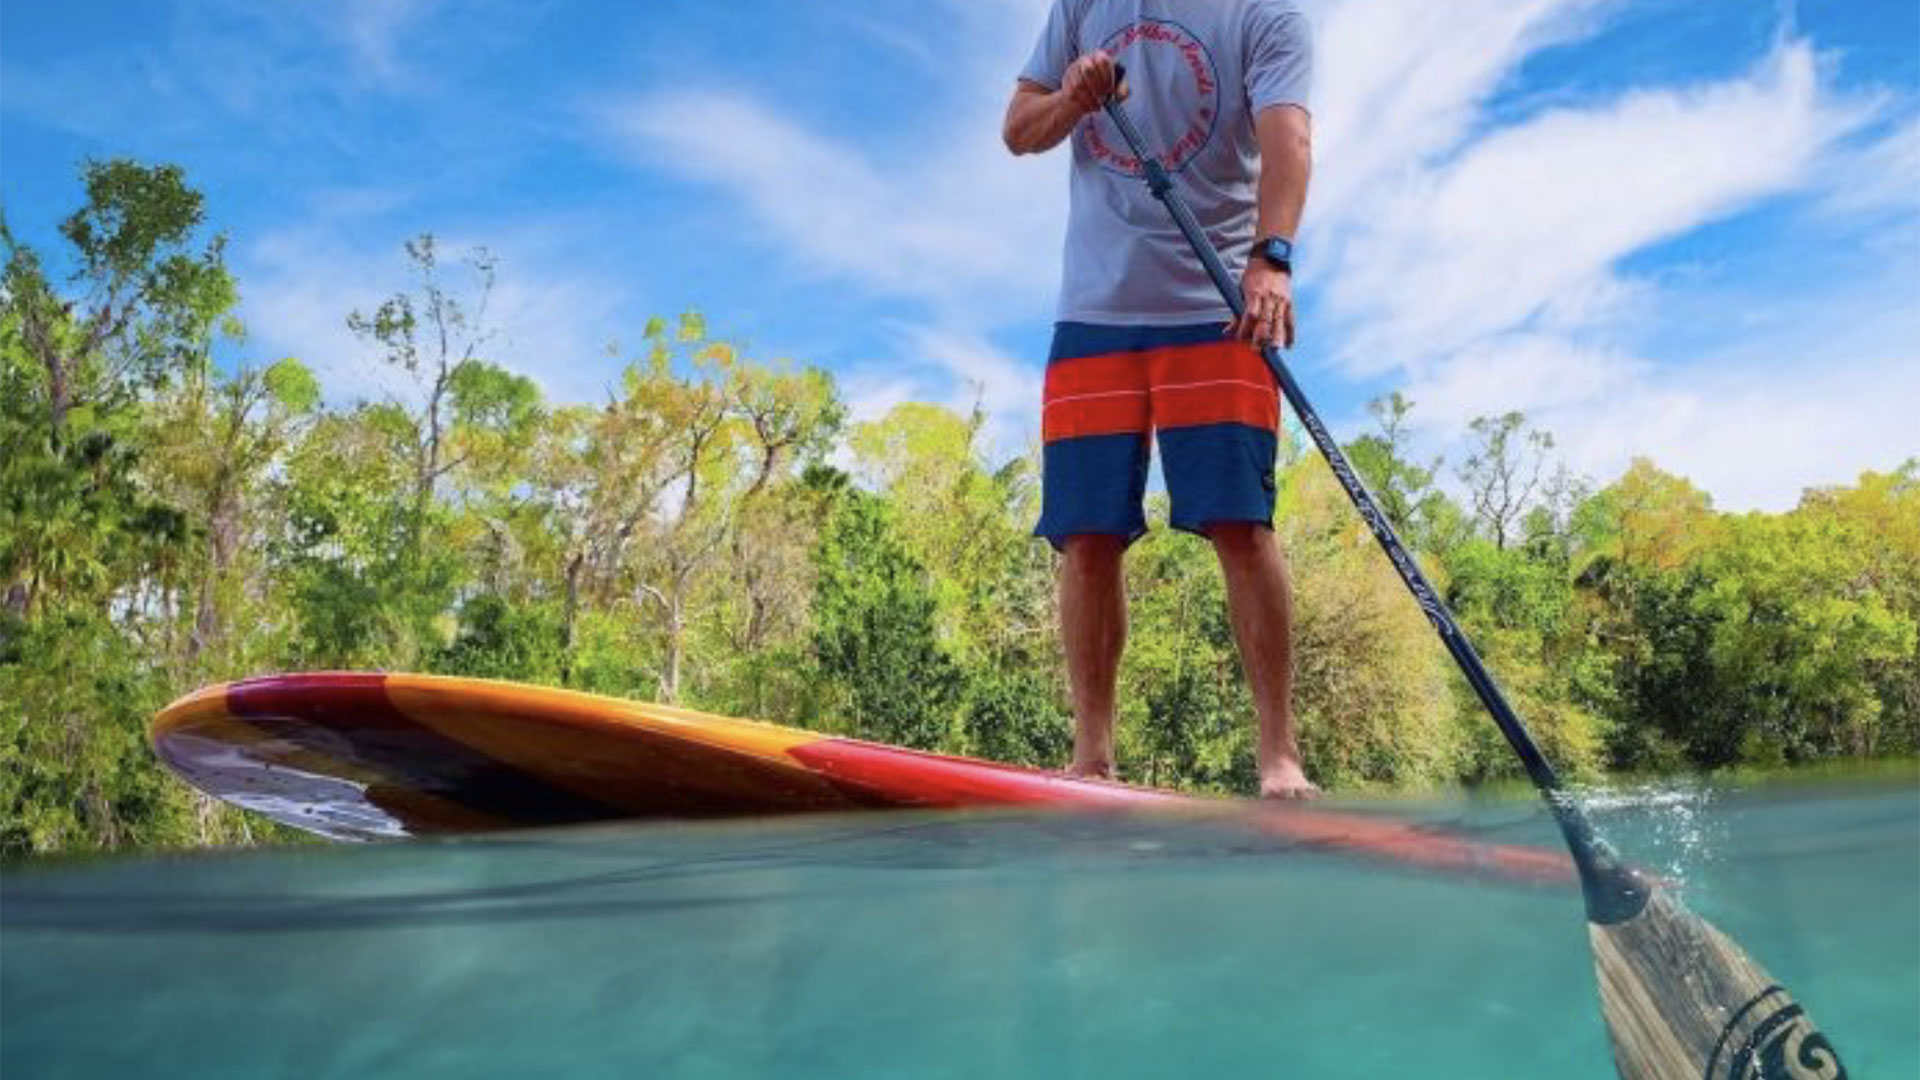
[1083,18,1221,177]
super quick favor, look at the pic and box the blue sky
[3,0,1915,511]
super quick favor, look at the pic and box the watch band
[1255,235,1294,273]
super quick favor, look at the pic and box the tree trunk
[561,552,583,685]
[190,486,241,661]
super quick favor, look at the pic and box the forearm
[1003,83,1085,155]
[1254,106,1312,240]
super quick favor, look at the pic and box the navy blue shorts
[1034,322,1280,550]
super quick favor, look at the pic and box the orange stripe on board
[382,675,863,817]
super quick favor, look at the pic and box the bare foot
[1066,759,1115,781]
[1259,758,1322,800]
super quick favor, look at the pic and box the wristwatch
[1253,235,1294,274]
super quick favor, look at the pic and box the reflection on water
[3,776,1915,1080]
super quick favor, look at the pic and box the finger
[1239,299,1266,343]
[1072,77,1101,112]
[1090,54,1116,98]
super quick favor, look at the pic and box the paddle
[1099,70,1846,1080]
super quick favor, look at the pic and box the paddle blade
[1589,888,1846,1079]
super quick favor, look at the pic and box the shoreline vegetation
[4,161,1916,854]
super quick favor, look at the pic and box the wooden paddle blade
[1590,888,1846,1079]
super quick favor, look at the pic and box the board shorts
[1034,322,1281,551]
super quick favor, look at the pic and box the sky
[2,0,1916,512]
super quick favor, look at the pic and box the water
[4,777,1915,1079]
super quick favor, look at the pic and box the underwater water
[3,777,1915,1079]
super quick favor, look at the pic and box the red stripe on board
[227,671,392,726]
[788,738,1573,885]
[788,739,1178,809]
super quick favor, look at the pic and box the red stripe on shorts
[1043,341,1276,443]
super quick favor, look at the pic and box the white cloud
[572,2,1915,511]
[1562,350,1920,512]
[1816,114,1920,220]
[328,0,446,85]
[1298,0,1619,226]
[1390,313,1920,514]
[1284,7,1909,512]
[238,229,407,405]
[598,90,1066,323]
[237,221,633,409]
[1400,334,1647,427]
[594,2,1068,327]
[889,322,1045,460]
[1321,40,1864,372]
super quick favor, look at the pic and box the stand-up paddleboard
[152,672,1572,882]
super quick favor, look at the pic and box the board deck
[152,672,1573,883]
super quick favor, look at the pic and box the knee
[1206,522,1270,556]
[1062,534,1126,580]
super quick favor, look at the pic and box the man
[1003,1,1316,797]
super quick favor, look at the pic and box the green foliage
[432,594,567,682]
[1344,391,1452,550]
[5,156,1915,855]
[1458,411,1556,551]
[959,664,1071,768]
[1114,515,1250,790]
[1690,510,1911,762]
[810,487,960,750]
[1278,465,1463,788]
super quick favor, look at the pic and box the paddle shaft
[1098,89,1641,918]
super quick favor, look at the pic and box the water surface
[4,777,1914,1078]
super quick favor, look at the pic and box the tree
[0,159,255,851]
[1573,462,1724,769]
[1274,462,1465,787]
[1688,508,1912,763]
[849,402,1065,762]
[1344,392,1447,547]
[287,235,539,670]
[146,357,320,668]
[3,161,235,448]
[1458,411,1556,550]
[1804,463,1920,755]
[810,484,960,750]
[2,161,235,618]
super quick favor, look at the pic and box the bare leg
[1059,534,1127,779]
[1208,523,1318,798]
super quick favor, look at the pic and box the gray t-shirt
[1020,0,1312,325]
